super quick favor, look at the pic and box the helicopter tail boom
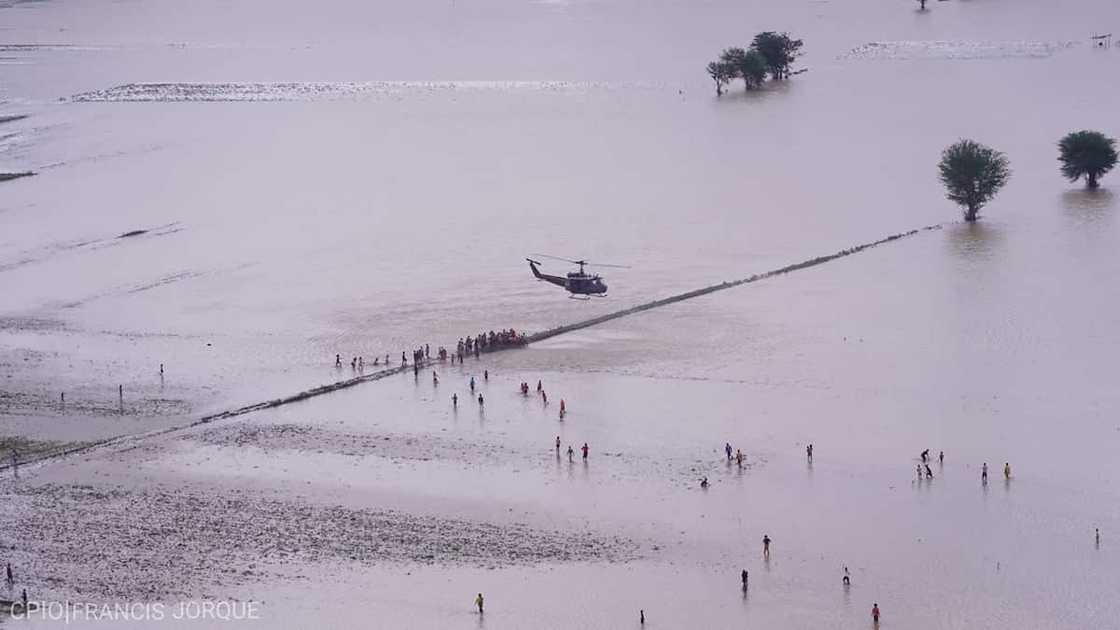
[527,258,568,288]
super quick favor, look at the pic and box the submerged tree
[750,32,803,80]
[738,50,769,89]
[706,60,735,96]
[716,47,768,91]
[1058,130,1118,189]
[938,139,1011,222]
[719,47,749,76]
[917,0,927,9]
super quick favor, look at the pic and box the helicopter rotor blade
[528,254,630,269]
[528,253,581,265]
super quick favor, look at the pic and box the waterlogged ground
[3,0,1120,627]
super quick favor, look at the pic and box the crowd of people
[453,329,526,363]
[333,329,527,376]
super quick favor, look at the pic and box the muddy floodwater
[2,0,1120,627]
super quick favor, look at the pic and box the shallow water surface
[2,0,1120,627]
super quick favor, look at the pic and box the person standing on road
[475,593,484,614]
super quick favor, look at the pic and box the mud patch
[0,388,192,420]
[0,482,640,601]
[184,421,752,488]
[0,316,67,333]
[189,423,515,463]
[0,222,181,274]
[841,40,1076,61]
[0,435,90,462]
[69,81,653,103]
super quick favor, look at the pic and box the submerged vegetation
[0,172,36,183]
[938,140,1011,222]
[706,32,802,95]
[1058,130,1117,189]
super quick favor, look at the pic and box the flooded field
[2,0,1119,627]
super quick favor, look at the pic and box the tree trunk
[1088,172,1099,188]
[964,205,978,222]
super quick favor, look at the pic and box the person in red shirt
[581,443,589,459]
[872,603,880,623]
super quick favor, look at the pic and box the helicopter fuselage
[528,259,607,295]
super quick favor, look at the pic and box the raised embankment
[1,224,941,471]
[527,224,942,343]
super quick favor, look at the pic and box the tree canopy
[750,32,803,80]
[738,50,769,89]
[1058,130,1118,189]
[716,47,768,91]
[706,60,735,96]
[706,32,802,95]
[938,139,1011,222]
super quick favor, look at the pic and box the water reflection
[946,221,1005,261]
[713,79,794,106]
[1061,188,1115,224]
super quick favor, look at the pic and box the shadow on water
[946,221,1005,261]
[1061,188,1115,224]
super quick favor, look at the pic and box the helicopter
[526,254,629,298]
